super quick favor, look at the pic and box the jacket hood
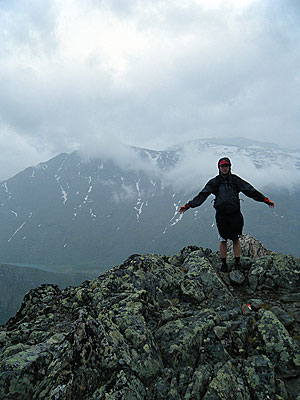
[218,157,231,175]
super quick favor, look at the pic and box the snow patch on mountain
[2,182,12,199]
[8,212,32,242]
[0,138,299,265]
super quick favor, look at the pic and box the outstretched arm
[179,178,216,214]
[237,177,275,207]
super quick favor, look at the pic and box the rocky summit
[0,237,300,399]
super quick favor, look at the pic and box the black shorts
[216,211,244,241]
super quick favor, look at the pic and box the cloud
[0,123,53,180]
[163,141,300,194]
[111,183,138,204]
[233,153,300,192]
[163,143,218,192]
[0,0,299,179]
[78,134,161,176]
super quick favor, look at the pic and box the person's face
[219,164,230,175]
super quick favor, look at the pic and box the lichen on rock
[0,238,299,399]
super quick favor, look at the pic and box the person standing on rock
[179,157,275,272]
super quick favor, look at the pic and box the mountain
[194,136,281,150]
[0,237,299,399]
[0,138,299,272]
[0,264,92,325]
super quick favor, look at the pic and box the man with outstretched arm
[179,157,275,272]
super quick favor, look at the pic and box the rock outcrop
[227,234,274,258]
[0,264,93,325]
[0,238,299,399]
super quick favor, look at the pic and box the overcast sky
[1,0,300,180]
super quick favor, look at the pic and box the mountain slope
[0,139,299,271]
[0,264,92,325]
[0,238,299,399]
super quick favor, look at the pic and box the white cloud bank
[163,142,300,194]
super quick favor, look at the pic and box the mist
[77,135,300,195]
[78,134,161,177]
[164,147,300,195]
[0,0,299,180]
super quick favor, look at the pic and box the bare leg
[219,241,228,272]
[219,241,227,258]
[233,238,241,258]
[233,238,242,270]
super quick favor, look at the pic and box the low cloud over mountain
[0,139,299,271]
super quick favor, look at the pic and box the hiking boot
[220,263,229,272]
[234,263,242,271]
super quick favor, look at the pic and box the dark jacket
[188,173,265,215]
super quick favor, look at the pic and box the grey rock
[227,234,273,258]
[203,361,251,399]
[281,293,300,302]
[244,355,277,400]
[257,309,300,378]
[229,270,246,285]
[270,306,295,327]
[248,298,264,311]
[0,241,299,399]
[213,326,227,340]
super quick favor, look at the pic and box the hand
[264,197,275,208]
[179,204,190,214]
